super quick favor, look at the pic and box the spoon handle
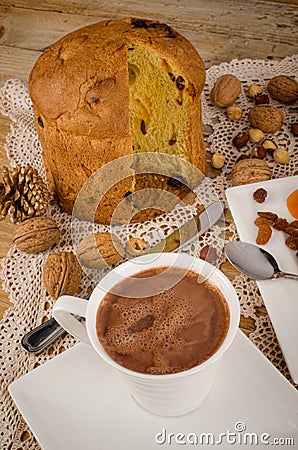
[21,318,65,352]
[275,272,298,281]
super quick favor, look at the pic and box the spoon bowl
[225,241,298,281]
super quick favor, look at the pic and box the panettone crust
[28,18,206,224]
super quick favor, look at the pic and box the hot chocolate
[96,266,230,375]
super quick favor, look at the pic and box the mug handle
[53,295,90,345]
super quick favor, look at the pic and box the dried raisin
[253,188,267,203]
[176,76,185,91]
[256,224,272,245]
[273,218,289,231]
[254,217,274,227]
[285,236,298,251]
[37,117,44,128]
[257,211,278,221]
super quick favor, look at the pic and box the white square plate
[9,331,298,450]
[226,175,298,383]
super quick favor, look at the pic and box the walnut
[231,159,272,186]
[211,153,225,169]
[13,216,60,253]
[267,75,298,104]
[43,251,82,300]
[248,104,285,133]
[77,232,124,268]
[210,74,241,107]
[273,148,290,164]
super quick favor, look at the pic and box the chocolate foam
[96,267,230,375]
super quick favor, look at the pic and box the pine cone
[0,164,49,223]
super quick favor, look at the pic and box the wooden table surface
[0,0,297,330]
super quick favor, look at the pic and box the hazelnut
[255,93,270,105]
[125,237,147,256]
[199,245,217,264]
[291,123,298,137]
[273,148,290,164]
[232,132,249,149]
[251,146,267,159]
[211,153,226,169]
[248,128,265,143]
[235,154,250,163]
[262,139,277,151]
[247,84,262,98]
[226,105,243,121]
[267,75,298,104]
[210,74,241,107]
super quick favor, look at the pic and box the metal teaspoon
[225,241,298,281]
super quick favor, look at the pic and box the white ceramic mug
[53,252,240,416]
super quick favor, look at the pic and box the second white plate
[226,175,298,383]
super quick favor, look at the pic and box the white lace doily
[0,55,297,449]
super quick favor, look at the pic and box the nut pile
[209,73,297,182]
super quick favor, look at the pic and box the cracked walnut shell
[43,251,82,300]
[13,216,60,253]
[231,159,272,186]
[248,104,285,133]
[77,232,124,268]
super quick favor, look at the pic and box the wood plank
[0,45,40,85]
[2,0,298,15]
[0,115,14,318]
[0,6,296,86]
[0,219,14,318]
[0,2,297,51]
[0,35,295,90]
